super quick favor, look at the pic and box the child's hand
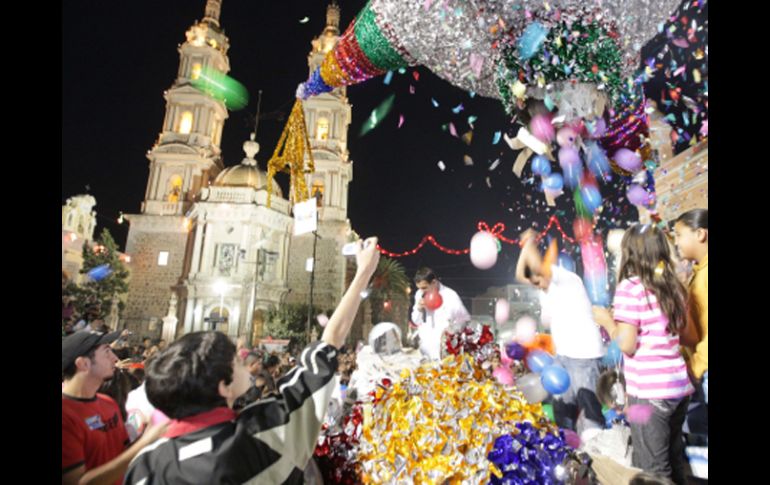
[592,306,614,328]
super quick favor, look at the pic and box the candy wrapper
[359,354,553,484]
[444,322,497,366]
[314,404,365,485]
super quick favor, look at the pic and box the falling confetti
[452,103,464,114]
[449,122,458,138]
[489,158,501,171]
[462,130,473,145]
[492,131,502,145]
[398,114,404,128]
[431,98,439,108]
[299,17,310,24]
[463,155,474,166]
[383,71,393,85]
[409,84,415,94]
[359,94,395,137]
[437,161,446,171]
[412,70,420,81]
[485,176,492,188]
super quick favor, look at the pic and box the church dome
[213,135,283,197]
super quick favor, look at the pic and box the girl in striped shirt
[592,224,693,484]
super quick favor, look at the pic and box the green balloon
[192,67,249,111]
[542,403,555,422]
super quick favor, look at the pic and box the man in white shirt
[411,267,471,360]
[516,230,605,433]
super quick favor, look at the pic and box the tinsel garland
[266,99,315,206]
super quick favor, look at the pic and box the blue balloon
[557,252,576,273]
[517,22,550,60]
[505,341,528,361]
[603,340,623,366]
[581,185,602,212]
[541,365,571,395]
[542,173,563,191]
[526,350,554,373]
[586,141,611,181]
[87,264,112,282]
[584,273,610,307]
[531,155,551,176]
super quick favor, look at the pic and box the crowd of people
[61,208,707,484]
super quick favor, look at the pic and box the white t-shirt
[410,283,471,360]
[539,265,604,359]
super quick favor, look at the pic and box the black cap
[62,330,120,372]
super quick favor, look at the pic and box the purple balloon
[505,341,528,361]
[614,148,642,173]
[587,117,607,138]
[558,146,581,167]
[556,127,578,147]
[626,184,649,206]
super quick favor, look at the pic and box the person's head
[264,355,281,377]
[673,209,708,262]
[62,330,121,383]
[157,340,167,351]
[414,267,439,293]
[618,224,688,333]
[142,337,152,347]
[245,351,263,376]
[144,331,250,419]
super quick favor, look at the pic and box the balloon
[541,365,571,395]
[603,340,623,366]
[151,409,170,426]
[557,252,576,273]
[606,229,626,255]
[626,184,650,206]
[515,316,537,345]
[517,373,549,404]
[572,218,593,242]
[586,117,607,138]
[558,147,582,189]
[517,22,550,60]
[191,67,249,111]
[542,403,555,422]
[505,341,528,361]
[470,231,499,270]
[585,141,611,181]
[580,185,602,213]
[526,350,554,373]
[563,429,581,449]
[531,155,552,176]
[542,173,563,191]
[317,314,329,327]
[581,236,611,307]
[424,289,443,311]
[614,148,642,173]
[87,264,112,281]
[493,365,515,386]
[494,298,510,325]
[556,127,578,147]
[523,334,556,356]
[529,114,555,143]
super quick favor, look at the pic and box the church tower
[285,2,355,312]
[123,1,231,336]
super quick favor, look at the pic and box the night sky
[62,0,706,300]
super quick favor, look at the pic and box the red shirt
[62,393,129,480]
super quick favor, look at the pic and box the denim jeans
[552,355,604,431]
[628,394,690,485]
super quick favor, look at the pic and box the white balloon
[494,298,510,325]
[470,231,498,270]
[515,316,537,345]
[316,314,329,327]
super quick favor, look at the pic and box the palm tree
[369,257,410,325]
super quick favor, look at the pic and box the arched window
[178,111,194,134]
[167,175,183,202]
[316,117,329,140]
[190,62,202,80]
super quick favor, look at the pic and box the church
[121,1,357,345]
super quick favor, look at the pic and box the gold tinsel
[266,99,315,207]
[358,355,556,484]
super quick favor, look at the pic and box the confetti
[462,130,473,145]
[452,103,464,114]
[382,71,393,85]
[299,17,309,24]
[412,70,420,81]
[463,155,474,166]
[486,176,492,188]
[492,131,502,145]
[437,160,446,171]
[489,158,501,171]
[449,122,458,138]
[409,84,415,94]
[398,114,404,128]
[431,98,439,108]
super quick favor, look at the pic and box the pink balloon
[500,343,514,366]
[530,114,555,143]
[493,365,515,386]
[563,429,581,449]
[558,146,581,168]
[515,316,537,345]
[627,404,654,424]
[556,127,578,147]
[470,231,498,270]
[151,409,170,426]
[317,314,329,327]
[614,148,642,173]
[626,184,649,206]
[495,298,510,325]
